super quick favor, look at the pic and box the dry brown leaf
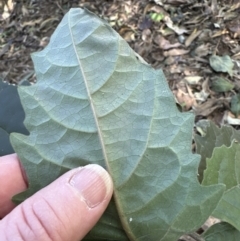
[163,48,189,56]
[168,64,184,73]
[2,0,14,19]
[21,5,29,16]
[224,111,240,125]
[211,0,218,15]
[165,0,190,3]
[183,68,199,76]
[174,85,196,111]
[146,4,168,15]
[194,44,210,57]
[228,2,240,12]
[185,29,202,47]
[198,29,212,41]
[119,26,135,41]
[153,0,163,6]
[141,29,152,43]
[159,27,175,36]
[227,18,240,36]
[0,43,10,57]
[184,14,205,25]
[202,78,211,94]
[194,90,209,102]
[194,78,210,102]
[39,37,50,47]
[232,52,240,60]
[40,17,60,30]
[193,100,219,116]
[184,76,202,85]
[164,56,176,65]
[211,29,228,38]
[164,16,188,35]
[154,35,181,50]
[124,1,132,14]
[22,18,43,27]
[151,51,165,61]
[143,3,155,15]
[193,98,228,116]
[224,11,238,21]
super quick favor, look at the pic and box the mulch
[1,0,240,127]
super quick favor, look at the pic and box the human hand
[0,154,113,241]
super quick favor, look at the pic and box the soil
[1,0,240,126]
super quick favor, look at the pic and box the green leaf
[211,77,234,93]
[10,8,224,241]
[195,121,240,181]
[231,94,240,117]
[85,199,129,240]
[150,12,164,22]
[0,80,29,156]
[209,55,234,76]
[202,142,240,230]
[202,222,240,241]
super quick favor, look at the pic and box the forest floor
[1,0,240,127]
[1,1,240,240]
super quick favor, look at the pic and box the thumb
[0,164,113,241]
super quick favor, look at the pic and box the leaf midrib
[68,13,109,169]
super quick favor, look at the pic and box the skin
[0,154,27,218]
[0,154,113,241]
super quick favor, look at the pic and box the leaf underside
[10,8,224,241]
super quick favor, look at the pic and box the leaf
[164,15,188,35]
[185,29,202,47]
[150,12,164,22]
[195,121,240,181]
[211,77,234,93]
[209,55,234,76]
[231,94,240,117]
[163,48,189,56]
[202,222,240,241]
[85,199,130,240]
[0,80,29,156]
[154,35,182,50]
[202,142,240,230]
[184,76,202,85]
[10,8,224,241]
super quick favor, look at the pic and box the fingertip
[0,164,113,241]
[0,154,27,218]
[69,164,113,208]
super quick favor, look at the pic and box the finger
[0,164,113,241]
[0,154,27,218]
